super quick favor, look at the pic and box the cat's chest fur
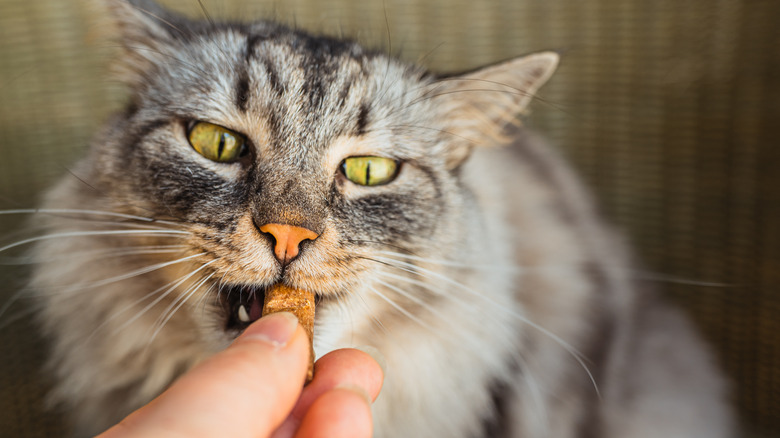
[27,1,733,437]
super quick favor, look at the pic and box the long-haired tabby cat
[16,0,734,436]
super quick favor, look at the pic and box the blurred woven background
[1,0,778,436]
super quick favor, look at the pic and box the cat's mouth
[222,284,266,331]
[221,283,321,332]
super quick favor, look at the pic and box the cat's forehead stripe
[232,29,381,157]
[234,67,250,113]
[356,104,370,136]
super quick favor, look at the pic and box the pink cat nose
[258,223,319,265]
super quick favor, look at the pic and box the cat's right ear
[428,52,559,169]
[103,0,189,86]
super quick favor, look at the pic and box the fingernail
[241,312,299,348]
[356,345,387,377]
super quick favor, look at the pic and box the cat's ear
[431,52,559,168]
[103,0,190,86]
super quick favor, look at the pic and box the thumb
[100,312,311,438]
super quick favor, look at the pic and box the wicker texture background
[1,0,778,436]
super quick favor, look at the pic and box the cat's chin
[220,282,324,333]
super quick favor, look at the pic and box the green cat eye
[188,121,247,163]
[342,156,399,186]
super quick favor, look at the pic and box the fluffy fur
[24,0,734,436]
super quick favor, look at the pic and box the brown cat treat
[262,284,315,381]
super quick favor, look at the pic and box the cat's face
[83,0,556,343]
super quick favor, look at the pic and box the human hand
[99,312,384,438]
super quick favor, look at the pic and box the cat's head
[85,0,557,339]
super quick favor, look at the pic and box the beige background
[1,0,778,436]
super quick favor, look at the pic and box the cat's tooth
[237,305,250,323]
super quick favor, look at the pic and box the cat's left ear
[102,0,191,86]
[431,52,559,167]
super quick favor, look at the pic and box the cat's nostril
[258,223,319,266]
[259,228,278,250]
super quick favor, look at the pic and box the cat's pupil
[217,133,226,159]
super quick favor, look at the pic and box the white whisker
[0,229,189,254]
[367,285,435,331]
[345,288,389,337]
[631,271,731,287]
[354,292,389,336]
[372,277,453,326]
[374,250,516,272]
[149,268,218,344]
[0,208,182,227]
[112,260,214,335]
[373,270,517,341]
[84,272,199,344]
[371,254,600,398]
[0,245,187,266]
[44,253,208,295]
[194,280,218,316]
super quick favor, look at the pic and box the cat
[18,0,735,436]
